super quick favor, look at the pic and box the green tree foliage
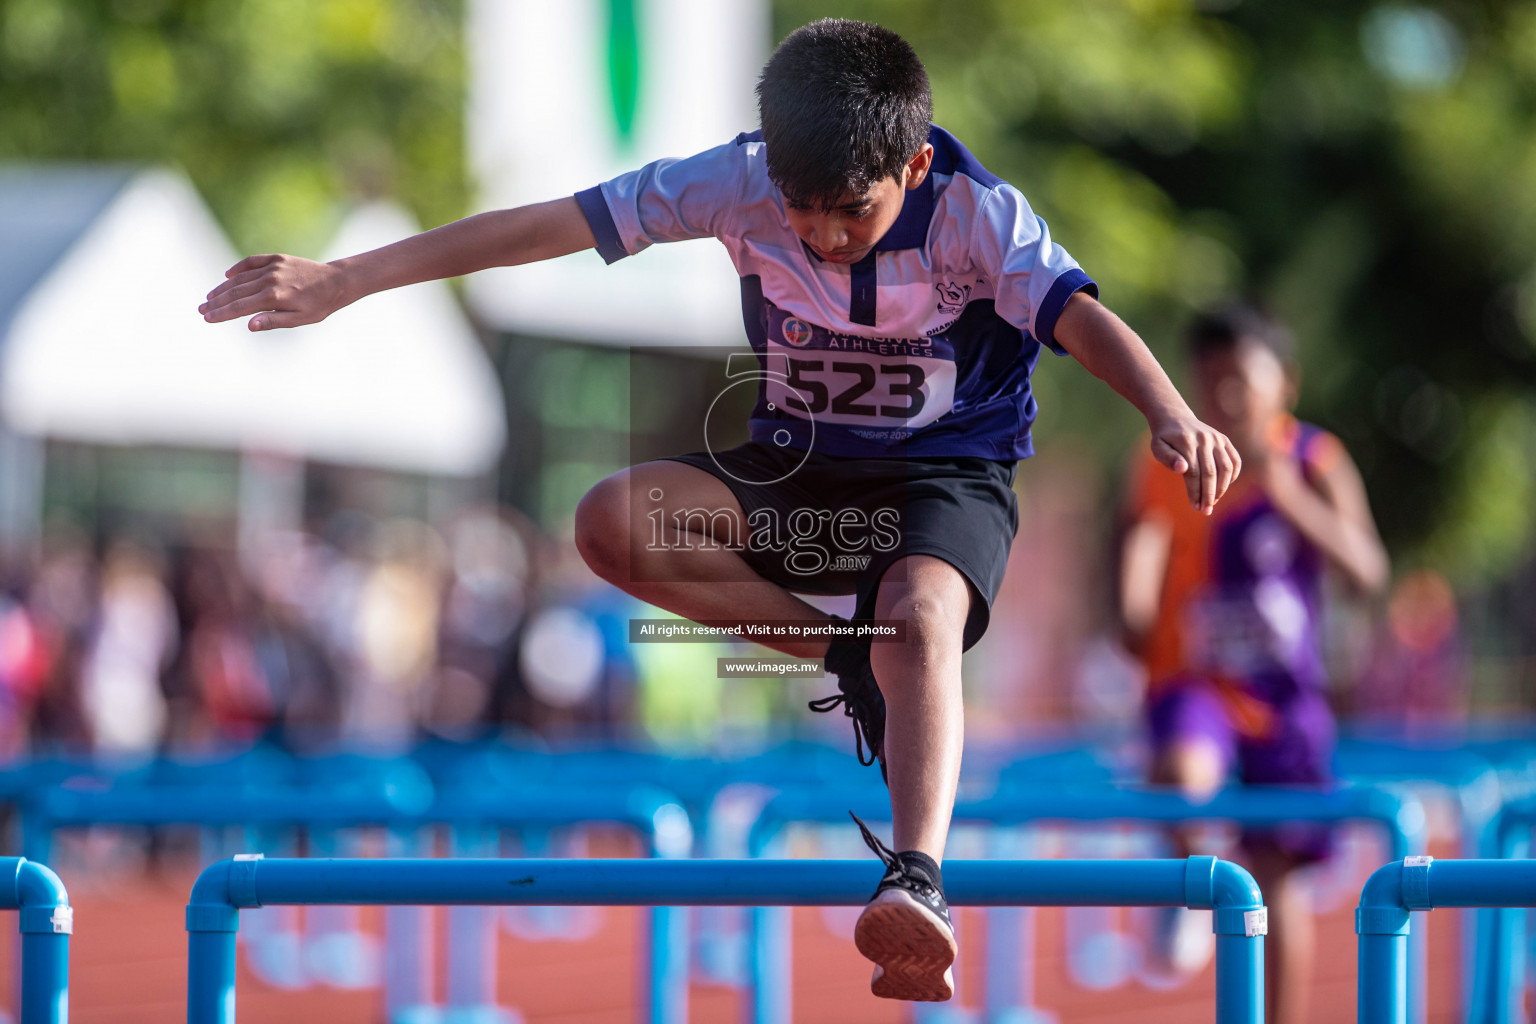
[0,0,464,257]
[776,0,1536,583]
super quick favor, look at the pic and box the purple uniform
[1130,416,1346,859]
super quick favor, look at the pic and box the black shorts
[661,441,1020,652]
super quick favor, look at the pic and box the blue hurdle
[747,783,1425,1023]
[0,857,71,1024]
[1471,794,1536,1023]
[1357,857,1536,1024]
[183,855,1267,1024]
[23,775,693,1024]
[1338,737,1513,1022]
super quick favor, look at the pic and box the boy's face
[1193,338,1295,453]
[783,144,934,265]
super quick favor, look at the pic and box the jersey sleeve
[574,140,746,265]
[969,182,1097,355]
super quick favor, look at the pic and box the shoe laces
[850,810,901,871]
[849,812,943,905]
[808,692,877,767]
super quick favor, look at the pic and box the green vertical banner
[607,0,640,150]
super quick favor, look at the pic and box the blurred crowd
[0,505,777,761]
[0,493,1473,766]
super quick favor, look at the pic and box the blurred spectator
[346,519,448,749]
[490,531,629,738]
[27,522,97,748]
[0,500,673,757]
[80,538,176,757]
[0,592,49,758]
[164,546,272,749]
[1354,568,1466,729]
[425,509,530,741]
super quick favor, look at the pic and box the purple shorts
[1148,678,1337,863]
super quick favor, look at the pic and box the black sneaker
[809,634,887,781]
[850,812,956,1002]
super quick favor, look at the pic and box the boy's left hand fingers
[205,267,270,303]
[1219,436,1241,499]
[1213,441,1235,503]
[1175,440,1202,511]
[1199,434,1217,514]
[200,280,265,317]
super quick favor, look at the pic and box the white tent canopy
[0,166,505,477]
[463,0,765,347]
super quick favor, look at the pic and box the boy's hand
[200,254,352,331]
[1149,413,1241,515]
[1051,295,1241,514]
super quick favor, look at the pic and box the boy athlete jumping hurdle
[202,19,1240,1002]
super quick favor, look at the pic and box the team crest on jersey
[781,318,813,347]
[935,280,970,316]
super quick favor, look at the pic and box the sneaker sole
[854,888,957,1001]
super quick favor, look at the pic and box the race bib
[762,305,957,437]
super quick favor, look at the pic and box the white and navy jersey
[574,124,1097,460]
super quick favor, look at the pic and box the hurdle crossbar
[748,784,1425,1024]
[184,855,1266,1024]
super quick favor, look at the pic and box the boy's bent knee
[574,474,631,581]
[886,595,962,647]
[875,566,970,655]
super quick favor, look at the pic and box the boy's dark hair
[756,19,932,211]
[1187,301,1295,364]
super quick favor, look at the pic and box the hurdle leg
[984,828,1054,1024]
[384,826,436,1024]
[985,906,1057,1024]
[1482,830,1529,1024]
[186,912,239,1024]
[646,904,688,1024]
[1357,922,1409,1024]
[19,928,68,1024]
[305,828,379,989]
[747,906,791,1024]
[445,825,506,1022]
[1407,895,1429,1024]
[1213,925,1264,1024]
[16,879,69,1024]
[1206,857,1265,1024]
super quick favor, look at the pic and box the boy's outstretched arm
[200,197,596,331]
[1053,292,1241,515]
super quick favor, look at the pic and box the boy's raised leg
[581,468,969,1002]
